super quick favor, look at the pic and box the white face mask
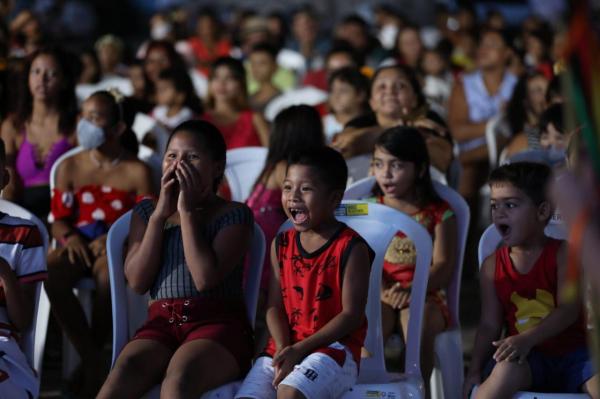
[77,118,106,149]
[151,23,172,40]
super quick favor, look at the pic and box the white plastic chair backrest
[0,199,48,369]
[263,86,328,122]
[344,177,470,328]
[278,201,433,383]
[49,146,86,192]
[346,154,372,185]
[485,115,501,168]
[224,147,268,202]
[106,210,266,367]
[433,182,470,328]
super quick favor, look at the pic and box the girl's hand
[88,234,107,257]
[175,160,211,213]
[65,234,93,268]
[381,282,411,309]
[155,162,179,220]
[272,345,304,387]
[492,334,532,364]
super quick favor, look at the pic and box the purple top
[15,132,71,187]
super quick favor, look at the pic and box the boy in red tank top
[465,162,598,399]
[236,147,373,399]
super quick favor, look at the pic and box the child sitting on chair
[0,138,47,399]
[464,162,599,398]
[98,120,255,398]
[236,146,374,399]
[368,126,457,393]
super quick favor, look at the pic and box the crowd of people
[0,1,599,399]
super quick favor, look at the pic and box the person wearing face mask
[44,91,153,398]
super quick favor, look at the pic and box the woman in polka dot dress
[44,91,154,398]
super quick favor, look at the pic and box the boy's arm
[265,239,291,352]
[464,254,504,396]
[492,242,581,363]
[272,241,371,385]
[0,257,36,331]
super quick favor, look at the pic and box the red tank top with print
[494,238,587,355]
[377,197,453,286]
[264,224,372,365]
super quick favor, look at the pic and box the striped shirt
[133,199,253,300]
[0,212,47,324]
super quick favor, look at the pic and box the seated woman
[44,91,154,398]
[0,47,77,220]
[332,63,454,174]
[202,57,270,149]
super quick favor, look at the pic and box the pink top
[202,110,261,150]
[15,132,71,187]
[246,182,286,290]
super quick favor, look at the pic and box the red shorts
[133,297,254,374]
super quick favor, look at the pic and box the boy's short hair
[0,137,5,164]
[287,147,348,193]
[489,162,551,206]
[250,42,278,59]
[328,66,369,95]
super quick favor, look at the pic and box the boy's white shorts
[235,342,357,399]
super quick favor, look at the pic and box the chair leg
[34,286,51,376]
[62,288,94,378]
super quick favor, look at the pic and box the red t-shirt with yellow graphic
[494,238,587,356]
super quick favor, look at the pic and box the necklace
[89,150,123,169]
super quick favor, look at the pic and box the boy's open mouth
[289,208,308,224]
[497,223,511,237]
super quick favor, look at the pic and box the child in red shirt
[465,162,598,398]
[236,146,373,399]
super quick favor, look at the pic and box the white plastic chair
[106,211,266,398]
[0,199,48,375]
[224,147,268,202]
[343,177,470,399]
[485,115,502,169]
[474,224,584,399]
[263,86,328,122]
[279,201,433,398]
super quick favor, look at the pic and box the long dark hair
[14,46,77,134]
[254,105,325,188]
[206,56,248,110]
[157,67,203,114]
[505,71,546,136]
[372,126,440,206]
